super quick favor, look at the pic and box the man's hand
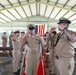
[12,35,17,41]
[50,27,56,32]
[25,30,31,36]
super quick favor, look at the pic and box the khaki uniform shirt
[26,34,46,52]
[2,35,7,43]
[48,37,55,49]
[12,37,21,50]
[54,30,76,58]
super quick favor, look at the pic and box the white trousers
[55,57,75,75]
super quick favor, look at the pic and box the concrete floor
[0,57,76,75]
[0,63,76,75]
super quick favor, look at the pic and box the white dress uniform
[24,34,46,75]
[12,36,21,72]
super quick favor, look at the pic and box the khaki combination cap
[57,17,71,24]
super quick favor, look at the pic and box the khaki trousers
[25,50,40,75]
[49,49,56,74]
[12,49,21,72]
[2,42,7,47]
[55,57,74,75]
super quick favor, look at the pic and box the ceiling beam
[26,0,33,16]
[17,0,23,19]
[44,0,49,16]
[71,4,76,9]
[53,0,60,19]
[62,4,76,18]
[18,0,21,5]
[48,0,59,18]
[0,21,4,24]
[7,0,18,20]
[0,17,8,22]
[0,1,75,13]
[29,5,33,16]
[71,18,76,21]
[40,1,76,13]
[53,9,62,19]
[36,0,40,15]
[0,12,13,21]
[44,6,47,16]
[39,3,40,15]
[0,15,58,24]
[0,3,13,21]
[17,0,28,18]
[21,6,28,17]
[0,0,17,21]
[48,7,54,18]
[14,8,23,19]
[68,13,76,19]
[63,0,70,7]
[55,0,59,5]
[0,3,5,8]
[7,10,18,20]
[7,0,13,6]
[72,23,76,25]
[62,11,69,17]
[54,0,70,19]
[8,0,24,19]
[0,1,37,11]
[36,3,37,15]
[0,16,6,24]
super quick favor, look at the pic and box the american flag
[35,24,47,36]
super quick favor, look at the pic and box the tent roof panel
[0,0,75,25]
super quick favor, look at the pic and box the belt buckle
[34,52,36,54]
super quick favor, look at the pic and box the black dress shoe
[51,74,56,75]
[17,69,20,72]
[50,73,56,75]
[13,70,20,75]
[13,72,19,75]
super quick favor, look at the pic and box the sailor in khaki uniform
[54,17,76,75]
[12,31,21,75]
[48,30,57,75]
[1,32,7,47]
[43,32,49,68]
[20,32,25,61]
[21,24,46,75]
[20,32,25,41]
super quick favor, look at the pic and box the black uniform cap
[57,17,71,24]
[21,32,25,34]
[14,30,20,34]
[3,32,6,34]
[28,24,35,30]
